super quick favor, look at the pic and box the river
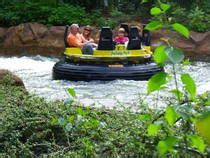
[0,55,210,109]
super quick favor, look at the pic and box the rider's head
[83,25,92,36]
[70,24,79,35]
[117,28,125,38]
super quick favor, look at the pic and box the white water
[0,55,210,109]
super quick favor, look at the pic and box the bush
[0,2,51,26]
[0,2,119,28]
[149,1,210,32]
[88,10,118,28]
[48,4,91,26]
[0,76,210,157]
[187,6,210,32]
[163,4,210,32]
[0,2,91,26]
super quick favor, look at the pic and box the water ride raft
[53,24,163,81]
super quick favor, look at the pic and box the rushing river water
[0,55,210,109]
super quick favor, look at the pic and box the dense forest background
[0,0,209,32]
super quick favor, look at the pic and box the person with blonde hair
[114,28,129,44]
[81,25,97,48]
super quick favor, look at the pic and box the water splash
[0,56,210,108]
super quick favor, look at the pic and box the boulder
[0,69,25,88]
[0,27,7,46]
[0,27,7,39]
[151,30,210,60]
[3,23,48,47]
[39,26,65,48]
[1,23,64,56]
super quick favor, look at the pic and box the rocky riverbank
[0,23,210,60]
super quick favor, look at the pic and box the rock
[0,27,7,46]
[0,27,7,39]
[39,26,65,48]
[4,23,48,46]
[0,69,25,88]
[1,23,64,56]
[151,30,210,60]
[190,31,210,44]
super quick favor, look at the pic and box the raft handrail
[64,25,70,48]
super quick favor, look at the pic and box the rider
[67,24,95,54]
[114,28,129,45]
[67,24,84,48]
[81,25,97,48]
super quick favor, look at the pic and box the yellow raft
[53,25,162,81]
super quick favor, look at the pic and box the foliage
[47,4,91,26]
[187,6,210,32]
[1,0,210,156]
[0,2,122,28]
[170,5,210,32]
[147,72,168,93]
[145,0,210,156]
[87,10,118,28]
[0,2,88,26]
[149,1,210,32]
[1,75,210,157]
[0,2,118,28]
[196,111,210,145]
[0,0,209,32]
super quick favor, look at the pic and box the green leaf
[67,115,75,123]
[51,117,58,125]
[67,87,76,97]
[174,104,195,120]
[145,21,162,31]
[181,73,196,99]
[182,59,191,65]
[187,135,206,153]
[147,72,168,93]
[153,45,168,66]
[150,7,162,15]
[157,136,178,155]
[147,123,161,136]
[165,106,180,126]
[76,107,87,116]
[172,23,190,38]
[137,114,151,121]
[170,89,183,100]
[195,111,210,145]
[141,0,149,4]
[204,101,210,105]
[160,3,171,12]
[165,47,184,64]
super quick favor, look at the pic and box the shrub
[155,4,210,32]
[48,4,91,26]
[0,2,91,26]
[87,10,117,28]
[0,2,119,28]
[1,75,210,157]
[187,6,210,32]
[0,2,51,26]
